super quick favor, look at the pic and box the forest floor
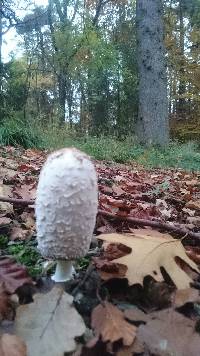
[0,145,200,355]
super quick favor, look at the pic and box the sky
[3,0,48,62]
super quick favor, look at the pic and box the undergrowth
[0,120,200,170]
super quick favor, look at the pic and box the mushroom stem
[51,260,75,282]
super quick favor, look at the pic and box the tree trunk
[0,0,3,118]
[136,0,169,146]
[177,0,185,117]
[58,72,66,124]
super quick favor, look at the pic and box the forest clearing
[1,0,200,355]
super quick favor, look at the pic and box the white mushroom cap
[35,148,98,260]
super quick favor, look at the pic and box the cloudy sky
[3,0,48,61]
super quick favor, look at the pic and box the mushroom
[35,148,98,282]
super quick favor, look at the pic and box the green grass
[7,242,43,278]
[0,119,200,171]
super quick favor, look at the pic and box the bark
[0,0,3,109]
[177,0,186,117]
[58,72,66,124]
[136,0,169,146]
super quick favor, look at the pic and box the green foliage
[0,236,9,249]
[8,242,42,278]
[0,119,44,149]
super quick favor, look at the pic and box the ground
[0,145,200,355]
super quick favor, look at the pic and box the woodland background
[0,0,200,163]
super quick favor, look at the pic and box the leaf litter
[0,146,199,354]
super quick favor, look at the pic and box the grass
[0,119,200,171]
[0,236,43,278]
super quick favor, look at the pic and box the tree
[136,0,169,145]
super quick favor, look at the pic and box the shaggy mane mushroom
[35,148,98,282]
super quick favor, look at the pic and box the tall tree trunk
[58,72,66,124]
[0,0,3,119]
[136,0,169,146]
[177,0,185,117]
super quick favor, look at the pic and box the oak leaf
[91,302,136,346]
[98,229,199,289]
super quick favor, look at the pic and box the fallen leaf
[9,226,30,241]
[185,200,200,211]
[91,301,136,346]
[116,339,144,356]
[0,284,15,321]
[0,217,12,227]
[187,216,200,227]
[173,288,200,307]
[98,229,199,289]
[137,308,200,356]
[112,185,125,196]
[20,212,35,230]
[13,184,36,201]
[124,307,148,323]
[0,334,27,356]
[0,257,33,294]
[186,246,200,265]
[15,287,86,356]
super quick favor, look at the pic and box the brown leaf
[9,226,30,241]
[116,339,144,356]
[0,257,33,294]
[0,217,12,227]
[98,229,199,289]
[124,308,148,323]
[137,308,200,356]
[112,185,125,196]
[0,284,15,321]
[185,200,200,211]
[91,302,136,346]
[0,334,27,356]
[13,184,36,201]
[173,288,200,307]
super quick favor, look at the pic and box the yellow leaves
[98,229,199,289]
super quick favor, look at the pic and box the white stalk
[51,260,75,282]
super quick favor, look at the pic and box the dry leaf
[0,257,33,294]
[185,200,200,211]
[116,339,144,356]
[0,217,12,227]
[98,229,199,289]
[0,334,27,356]
[91,301,136,346]
[15,287,86,356]
[0,284,15,321]
[9,226,30,241]
[137,308,200,356]
[173,288,200,307]
[124,308,148,323]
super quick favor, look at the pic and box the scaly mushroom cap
[35,148,98,260]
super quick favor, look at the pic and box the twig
[0,196,34,206]
[98,210,200,240]
[0,196,199,240]
[71,264,95,297]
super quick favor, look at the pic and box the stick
[98,209,200,240]
[0,196,34,206]
[0,196,199,239]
